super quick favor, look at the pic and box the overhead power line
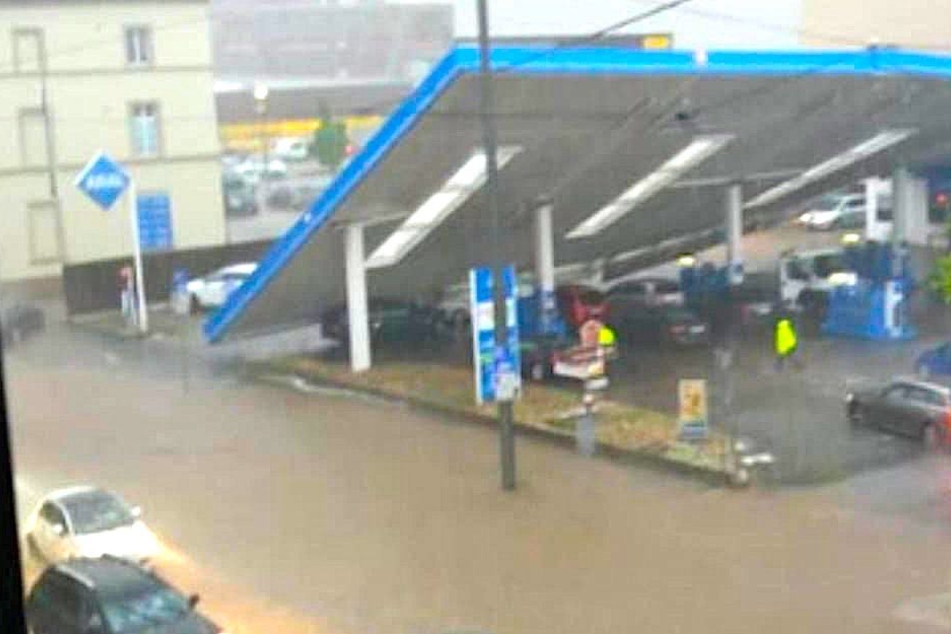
[496,0,696,73]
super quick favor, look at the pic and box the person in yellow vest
[774,313,800,371]
[599,323,618,362]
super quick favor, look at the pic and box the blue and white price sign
[74,152,130,211]
[470,265,521,404]
[137,192,173,252]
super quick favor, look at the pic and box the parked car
[233,156,288,183]
[556,284,607,329]
[607,277,683,307]
[611,304,709,347]
[27,556,224,634]
[222,173,258,216]
[1,302,45,345]
[271,137,310,162]
[797,194,865,231]
[24,486,159,565]
[322,298,446,345]
[846,378,951,447]
[186,263,258,312]
[915,342,951,380]
[438,273,537,331]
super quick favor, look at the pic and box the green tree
[928,253,951,304]
[311,102,348,172]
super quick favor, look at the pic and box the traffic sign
[74,152,130,211]
[137,192,173,252]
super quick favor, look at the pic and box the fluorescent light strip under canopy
[365,146,522,268]
[744,128,917,208]
[566,134,734,239]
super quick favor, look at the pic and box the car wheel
[529,361,546,382]
[25,532,43,562]
[189,295,202,315]
[729,466,750,487]
[847,403,865,426]
[452,310,470,331]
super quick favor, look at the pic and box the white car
[234,157,288,183]
[24,486,159,565]
[186,263,257,312]
[272,137,310,162]
[797,194,865,231]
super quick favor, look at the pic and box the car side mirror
[188,594,200,610]
[130,506,142,519]
[51,523,65,536]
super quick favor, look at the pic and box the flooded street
[6,319,951,634]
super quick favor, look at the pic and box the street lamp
[253,83,270,193]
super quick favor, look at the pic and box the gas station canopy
[206,45,951,342]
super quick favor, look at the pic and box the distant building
[800,0,950,49]
[0,0,224,284]
[212,0,454,129]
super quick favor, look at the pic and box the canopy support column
[345,223,371,372]
[725,183,744,285]
[534,199,557,332]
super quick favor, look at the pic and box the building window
[129,102,161,157]
[12,27,44,73]
[27,201,62,264]
[18,108,48,167]
[124,26,153,66]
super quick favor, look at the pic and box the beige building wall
[801,0,951,50]
[0,1,223,282]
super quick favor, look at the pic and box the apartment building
[800,0,951,50]
[0,0,224,283]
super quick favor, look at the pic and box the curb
[253,367,731,488]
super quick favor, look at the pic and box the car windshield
[61,492,134,534]
[101,586,190,634]
[815,196,841,211]
[813,254,848,278]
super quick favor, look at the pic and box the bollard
[577,391,596,457]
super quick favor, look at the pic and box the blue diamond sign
[74,152,130,211]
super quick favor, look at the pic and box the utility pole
[476,0,516,491]
[39,32,68,263]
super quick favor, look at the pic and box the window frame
[123,24,154,67]
[127,101,163,158]
[26,200,63,265]
[11,27,44,74]
[17,107,46,168]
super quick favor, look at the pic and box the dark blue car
[916,342,951,379]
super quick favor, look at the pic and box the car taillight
[670,325,687,334]
[944,409,951,430]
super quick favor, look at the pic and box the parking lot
[224,157,335,244]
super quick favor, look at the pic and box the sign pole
[476,0,516,492]
[127,181,148,334]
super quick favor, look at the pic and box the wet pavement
[6,310,951,633]
[605,294,951,484]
